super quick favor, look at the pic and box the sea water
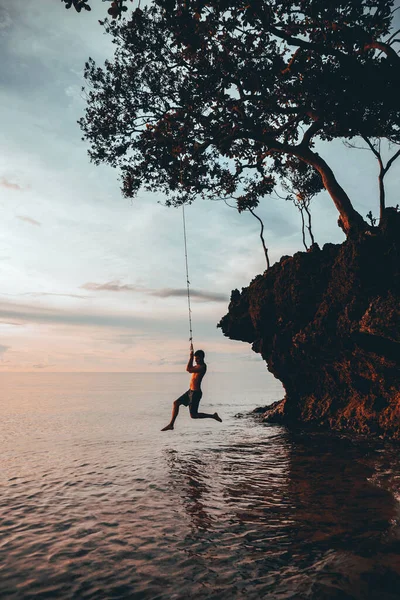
[1,372,400,599]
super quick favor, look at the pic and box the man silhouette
[161,347,222,431]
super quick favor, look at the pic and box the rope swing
[182,204,193,350]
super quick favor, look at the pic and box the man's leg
[189,392,222,422]
[191,411,222,422]
[161,393,188,431]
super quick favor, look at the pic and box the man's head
[194,349,205,363]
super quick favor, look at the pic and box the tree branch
[270,21,400,67]
[385,147,400,173]
[268,24,346,59]
[281,48,303,75]
[303,203,315,246]
[299,204,308,250]
[300,119,323,148]
[248,208,270,269]
[362,136,400,219]
[362,136,381,161]
[258,137,365,233]
[363,41,400,66]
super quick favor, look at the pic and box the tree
[344,137,400,221]
[61,0,132,18]
[279,158,322,249]
[79,0,400,236]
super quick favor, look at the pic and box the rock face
[218,208,400,439]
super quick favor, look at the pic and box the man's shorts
[177,389,202,416]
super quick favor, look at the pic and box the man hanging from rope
[161,345,222,431]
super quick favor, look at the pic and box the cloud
[17,215,41,226]
[0,344,10,357]
[0,299,183,333]
[0,298,221,344]
[151,288,228,302]
[80,280,228,302]
[0,300,144,330]
[2,291,88,300]
[0,177,23,191]
[0,7,12,31]
[156,357,187,366]
[32,362,55,369]
[81,280,136,292]
[97,332,150,345]
[24,292,88,299]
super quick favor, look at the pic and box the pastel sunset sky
[0,0,399,372]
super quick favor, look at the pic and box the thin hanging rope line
[182,204,193,346]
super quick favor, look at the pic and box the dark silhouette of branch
[362,41,400,66]
[386,28,400,45]
[300,119,323,148]
[362,136,400,220]
[303,203,315,247]
[299,204,308,250]
[248,208,270,269]
[219,199,271,269]
[279,158,320,248]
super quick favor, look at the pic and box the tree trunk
[304,203,315,246]
[378,171,385,222]
[294,148,367,235]
[299,206,308,250]
[248,208,270,268]
[265,138,367,236]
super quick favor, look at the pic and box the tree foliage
[79,0,400,235]
[61,0,131,18]
[279,158,321,249]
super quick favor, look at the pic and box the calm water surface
[1,372,400,599]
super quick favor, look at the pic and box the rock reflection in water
[284,434,397,552]
[163,428,400,599]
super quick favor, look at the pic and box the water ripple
[1,374,400,598]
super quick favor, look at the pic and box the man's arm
[186,351,205,373]
[186,350,194,372]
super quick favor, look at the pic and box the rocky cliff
[218,208,400,439]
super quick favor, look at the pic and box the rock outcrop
[218,208,400,439]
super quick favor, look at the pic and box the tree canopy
[79,0,400,235]
[61,0,131,18]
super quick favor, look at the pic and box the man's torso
[189,364,207,391]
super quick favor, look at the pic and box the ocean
[1,372,400,599]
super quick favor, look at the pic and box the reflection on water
[163,430,400,599]
[166,450,214,531]
[1,373,400,599]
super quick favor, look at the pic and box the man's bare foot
[214,413,222,423]
[161,424,174,431]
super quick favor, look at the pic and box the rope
[182,204,193,348]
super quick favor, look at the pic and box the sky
[0,0,399,373]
